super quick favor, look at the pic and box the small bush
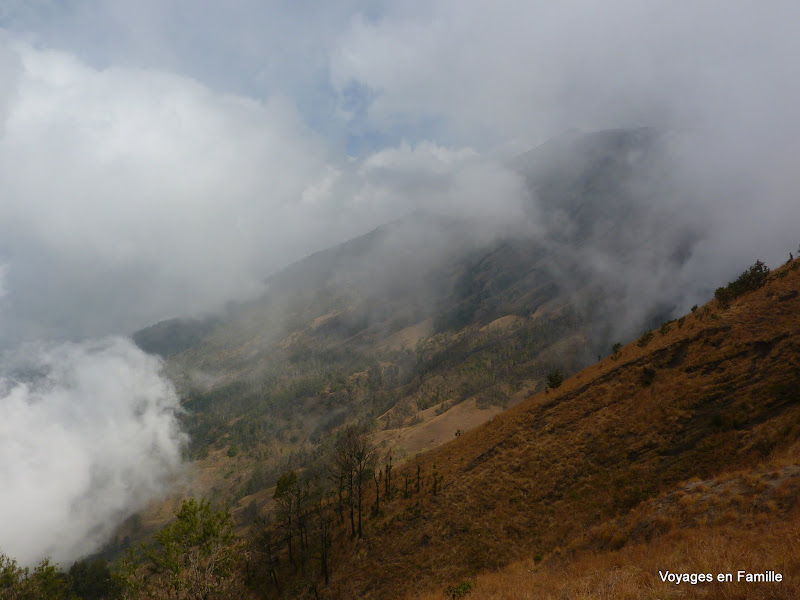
[637,331,654,348]
[611,343,623,360]
[445,581,475,599]
[546,369,563,389]
[716,260,771,308]
[691,304,698,313]
[714,286,734,308]
[641,367,656,387]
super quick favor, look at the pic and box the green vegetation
[0,555,72,599]
[445,580,475,598]
[715,259,771,307]
[546,369,563,389]
[117,499,241,600]
[637,330,654,347]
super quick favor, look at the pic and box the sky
[1,0,800,565]
[0,1,799,341]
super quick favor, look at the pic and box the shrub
[637,331,654,348]
[611,343,623,360]
[445,581,475,598]
[641,367,656,387]
[546,369,563,389]
[714,286,734,308]
[717,260,771,308]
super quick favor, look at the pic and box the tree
[140,498,241,600]
[68,558,117,600]
[432,463,441,497]
[253,516,280,595]
[334,424,376,539]
[309,479,332,586]
[350,426,376,538]
[333,430,357,538]
[373,469,382,515]
[0,553,71,600]
[274,470,299,569]
[384,454,393,501]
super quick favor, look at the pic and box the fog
[1,3,799,342]
[1,0,799,564]
[0,338,185,565]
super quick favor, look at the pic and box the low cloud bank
[0,337,185,565]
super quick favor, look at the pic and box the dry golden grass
[411,509,800,600]
[264,259,800,599]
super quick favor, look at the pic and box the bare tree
[309,479,332,587]
[351,426,376,538]
[334,424,375,539]
[333,430,356,538]
[253,516,280,594]
[274,470,299,569]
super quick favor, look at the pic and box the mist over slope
[138,127,700,364]
[124,129,725,528]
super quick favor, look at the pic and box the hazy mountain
[129,128,704,516]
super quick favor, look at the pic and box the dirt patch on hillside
[381,319,434,351]
[376,399,505,460]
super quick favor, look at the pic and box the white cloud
[332,2,800,146]
[0,337,185,565]
[361,141,477,174]
[0,38,338,341]
[0,2,798,341]
[0,35,536,343]
[301,166,341,206]
[332,1,800,281]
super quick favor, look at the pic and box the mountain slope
[309,257,800,599]
[128,129,703,516]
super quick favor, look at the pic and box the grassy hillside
[264,256,800,599]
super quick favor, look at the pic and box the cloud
[331,2,800,145]
[0,35,530,344]
[0,1,798,342]
[0,37,336,342]
[332,1,800,294]
[0,337,185,565]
